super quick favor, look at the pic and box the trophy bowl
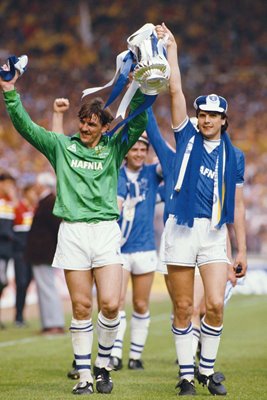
[133,62,170,95]
[127,24,170,95]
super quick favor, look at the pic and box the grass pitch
[0,294,267,399]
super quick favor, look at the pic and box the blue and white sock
[70,318,93,383]
[111,310,127,359]
[172,323,194,382]
[95,311,120,369]
[192,326,201,364]
[129,311,150,360]
[199,318,223,376]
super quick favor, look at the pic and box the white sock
[129,311,150,360]
[70,318,93,383]
[199,318,223,376]
[192,326,201,364]
[95,311,120,369]
[111,310,127,359]
[172,323,194,382]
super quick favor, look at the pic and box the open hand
[155,22,176,48]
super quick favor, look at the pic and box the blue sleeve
[234,147,245,184]
[117,169,128,199]
[157,183,166,203]
[174,118,197,146]
[146,107,175,176]
[151,163,163,186]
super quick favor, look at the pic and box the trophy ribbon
[82,49,136,119]
[81,23,168,138]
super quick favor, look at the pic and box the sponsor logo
[200,165,215,179]
[70,159,103,170]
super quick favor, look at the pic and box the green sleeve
[114,89,148,165]
[3,90,58,165]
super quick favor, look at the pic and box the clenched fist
[53,98,70,113]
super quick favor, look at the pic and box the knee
[174,299,193,326]
[101,299,120,319]
[133,299,148,314]
[72,297,92,320]
[205,301,224,325]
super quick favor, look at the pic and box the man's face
[197,111,225,140]
[24,186,38,207]
[126,141,148,171]
[0,179,16,198]
[78,114,107,148]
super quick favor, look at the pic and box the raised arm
[0,64,58,164]
[155,23,187,128]
[52,98,70,134]
[115,89,148,165]
[146,107,174,175]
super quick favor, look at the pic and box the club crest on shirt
[67,143,77,153]
[94,144,109,158]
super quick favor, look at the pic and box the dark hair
[0,171,15,182]
[196,110,228,133]
[78,97,114,126]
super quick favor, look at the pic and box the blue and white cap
[137,133,149,147]
[193,94,228,113]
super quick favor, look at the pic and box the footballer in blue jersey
[146,108,242,369]
[109,134,162,371]
[155,23,247,396]
[118,163,161,252]
[171,118,245,220]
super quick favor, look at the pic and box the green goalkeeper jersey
[4,89,147,223]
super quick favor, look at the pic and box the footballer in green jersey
[1,63,148,395]
[3,90,147,223]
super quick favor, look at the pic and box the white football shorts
[121,250,157,275]
[157,230,200,274]
[164,216,230,267]
[52,220,122,270]
[157,231,168,275]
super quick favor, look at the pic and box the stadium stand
[0,0,266,254]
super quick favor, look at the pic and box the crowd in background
[0,0,266,254]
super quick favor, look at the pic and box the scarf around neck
[171,130,237,229]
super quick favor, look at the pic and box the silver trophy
[127,23,170,95]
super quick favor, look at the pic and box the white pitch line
[0,333,67,348]
[0,336,39,347]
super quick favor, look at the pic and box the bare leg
[65,269,94,383]
[168,265,195,382]
[110,268,130,363]
[198,263,228,377]
[93,264,122,370]
[128,272,154,365]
